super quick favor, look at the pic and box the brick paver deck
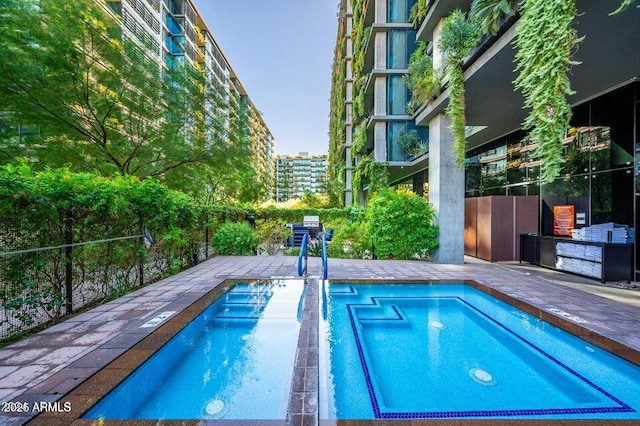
[0,255,639,425]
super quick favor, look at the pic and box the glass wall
[465,83,637,246]
[388,75,409,115]
[388,121,428,161]
[387,30,417,69]
[388,0,414,23]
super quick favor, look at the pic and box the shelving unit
[520,234,632,283]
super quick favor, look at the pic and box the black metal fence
[0,230,209,343]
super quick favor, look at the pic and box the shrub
[211,222,258,255]
[326,218,372,259]
[365,188,439,260]
[255,218,289,255]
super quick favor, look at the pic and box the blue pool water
[84,281,304,420]
[319,283,640,420]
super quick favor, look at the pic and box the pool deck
[1,255,640,426]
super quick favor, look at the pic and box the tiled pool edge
[286,278,319,426]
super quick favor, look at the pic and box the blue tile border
[344,294,635,419]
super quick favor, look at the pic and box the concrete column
[374,77,386,116]
[428,113,464,264]
[374,32,386,69]
[375,0,387,24]
[432,18,445,72]
[374,122,386,162]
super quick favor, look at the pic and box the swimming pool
[83,280,305,420]
[319,282,640,420]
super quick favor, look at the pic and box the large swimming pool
[319,282,640,420]
[83,281,304,420]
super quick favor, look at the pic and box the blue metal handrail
[297,233,308,277]
[321,234,328,280]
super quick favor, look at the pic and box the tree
[0,0,248,192]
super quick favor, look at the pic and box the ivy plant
[438,9,479,166]
[514,0,583,183]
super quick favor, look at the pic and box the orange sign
[553,205,575,236]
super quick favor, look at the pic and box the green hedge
[0,162,199,341]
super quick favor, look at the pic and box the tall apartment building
[274,153,328,202]
[331,0,427,206]
[105,0,274,191]
[330,1,639,267]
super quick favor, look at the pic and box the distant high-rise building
[274,153,328,202]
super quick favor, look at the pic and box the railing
[321,234,328,280]
[297,233,309,277]
[0,229,209,343]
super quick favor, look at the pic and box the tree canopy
[0,0,262,201]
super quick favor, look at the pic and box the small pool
[319,283,640,420]
[84,280,304,420]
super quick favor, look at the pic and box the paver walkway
[0,255,639,425]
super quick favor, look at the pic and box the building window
[388,0,412,23]
[388,121,428,161]
[388,75,409,115]
[387,29,416,69]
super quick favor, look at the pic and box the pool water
[84,281,304,420]
[319,283,640,420]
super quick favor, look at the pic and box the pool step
[353,302,409,326]
[216,302,268,319]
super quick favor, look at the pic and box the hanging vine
[514,0,583,183]
[470,0,517,35]
[438,9,479,166]
[353,156,389,198]
[611,0,639,15]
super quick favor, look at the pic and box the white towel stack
[556,256,602,279]
[571,223,630,243]
[556,242,602,262]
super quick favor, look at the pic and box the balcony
[416,0,472,42]
[165,14,184,36]
[363,68,408,112]
[165,34,184,55]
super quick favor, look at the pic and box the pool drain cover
[204,399,227,419]
[469,368,497,386]
[428,321,445,329]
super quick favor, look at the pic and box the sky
[193,0,338,157]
